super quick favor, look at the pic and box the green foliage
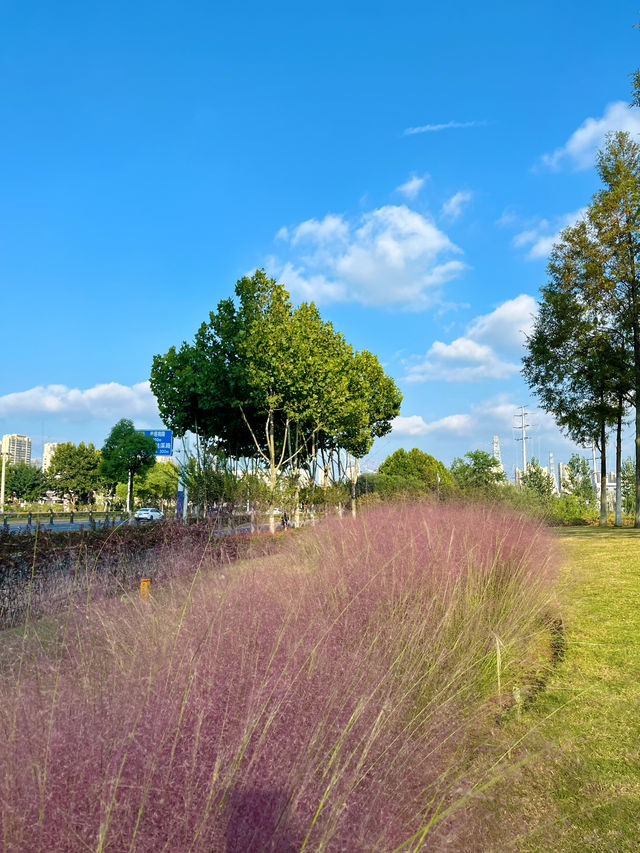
[450,450,506,491]
[378,447,453,492]
[47,442,102,505]
[520,457,554,501]
[631,68,640,109]
[100,419,157,485]
[564,454,596,503]
[134,462,179,506]
[100,419,157,511]
[522,222,627,452]
[621,456,635,515]
[355,472,428,500]
[150,270,402,492]
[522,131,640,525]
[303,482,350,507]
[488,529,640,849]
[5,462,48,502]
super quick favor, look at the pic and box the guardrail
[1,510,129,531]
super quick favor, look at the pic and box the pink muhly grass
[0,503,557,852]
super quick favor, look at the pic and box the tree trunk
[268,414,276,534]
[351,458,358,519]
[636,383,640,527]
[599,422,607,527]
[615,399,623,527]
[294,485,300,528]
[127,468,133,515]
[269,467,276,534]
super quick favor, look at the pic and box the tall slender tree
[523,221,624,526]
[588,131,640,525]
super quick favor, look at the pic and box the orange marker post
[140,578,151,602]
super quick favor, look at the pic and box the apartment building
[1,433,31,466]
[42,442,60,471]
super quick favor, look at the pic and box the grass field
[482,527,640,852]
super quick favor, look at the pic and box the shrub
[0,504,557,851]
[0,522,277,628]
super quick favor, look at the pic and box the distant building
[42,442,60,471]
[2,434,31,466]
[155,455,175,464]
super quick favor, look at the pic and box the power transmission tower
[514,406,530,476]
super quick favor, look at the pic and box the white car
[134,507,164,522]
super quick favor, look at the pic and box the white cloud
[274,204,467,309]
[0,381,159,422]
[538,101,640,171]
[466,294,536,352]
[289,214,348,246]
[403,120,486,136]
[395,175,426,200]
[392,413,473,436]
[513,208,587,260]
[441,190,472,221]
[393,394,569,445]
[405,294,535,383]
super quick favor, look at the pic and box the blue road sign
[140,429,173,456]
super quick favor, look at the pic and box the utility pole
[515,407,530,477]
[591,442,598,489]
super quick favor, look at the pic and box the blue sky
[1,0,639,476]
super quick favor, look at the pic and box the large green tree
[522,228,625,526]
[450,450,506,491]
[150,270,401,527]
[5,462,48,502]
[588,131,640,525]
[100,419,157,513]
[47,442,102,506]
[378,447,453,493]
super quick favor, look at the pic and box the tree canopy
[520,457,554,500]
[134,461,179,507]
[47,442,102,505]
[378,448,453,491]
[564,454,596,504]
[100,419,157,512]
[150,270,402,504]
[523,131,640,525]
[450,450,506,491]
[5,462,48,502]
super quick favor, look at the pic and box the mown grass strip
[485,527,640,853]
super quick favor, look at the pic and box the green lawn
[484,527,640,852]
